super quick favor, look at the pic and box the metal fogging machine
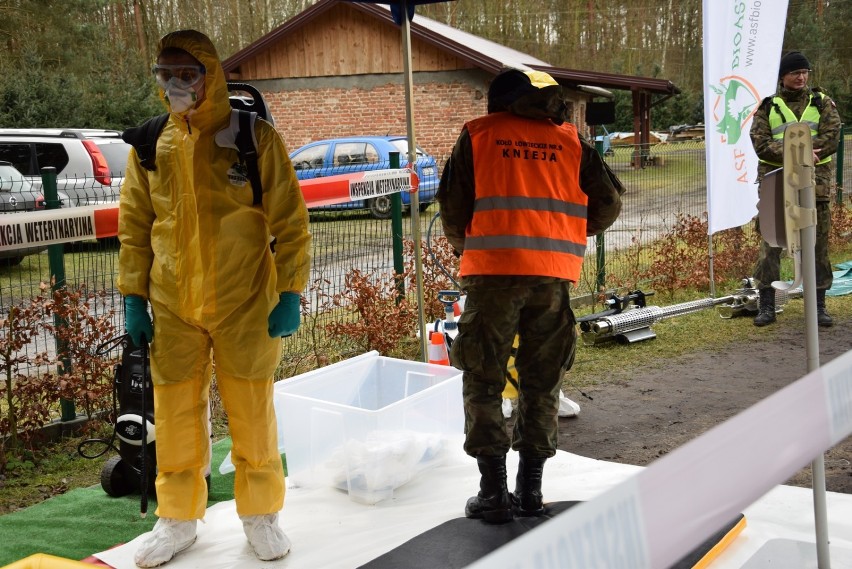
[577,279,803,346]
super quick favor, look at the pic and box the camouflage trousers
[450,278,575,458]
[753,200,833,290]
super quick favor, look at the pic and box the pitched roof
[222,0,679,97]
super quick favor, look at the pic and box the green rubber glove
[124,295,153,346]
[268,292,301,337]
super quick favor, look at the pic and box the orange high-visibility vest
[460,112,587,281]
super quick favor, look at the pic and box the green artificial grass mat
[0,437,272,566]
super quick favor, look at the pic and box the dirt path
[556,315,852,493]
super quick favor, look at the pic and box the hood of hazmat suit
[118,29,311,328]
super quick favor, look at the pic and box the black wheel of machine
[1,256,23,267]
[368,196,393,219]
[101,455,136,497]
[419,201,431,213]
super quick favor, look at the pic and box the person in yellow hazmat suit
[117,29,311,567]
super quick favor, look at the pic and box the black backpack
[122,82,271,206]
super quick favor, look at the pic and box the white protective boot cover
[502,391,581,419]
[241,512,292,561]
[134,517,197,568]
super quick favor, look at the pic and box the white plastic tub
[273,351,463,504]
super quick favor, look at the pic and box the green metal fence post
[389,152,405,301]
[42,167,75,422]
[594,140,606,293]
[836,124,845,205]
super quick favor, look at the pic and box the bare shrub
[0,284,52,471]
[323,268,418,355]
[42,284,118,420]
[639,213,761,297]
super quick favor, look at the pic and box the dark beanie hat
[779,51,811,78]
[487,69,538,113]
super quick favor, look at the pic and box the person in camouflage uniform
[438,69,624,523]
[750,51,842,327]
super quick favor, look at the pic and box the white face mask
[164,85,198,114]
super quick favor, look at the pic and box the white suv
[0,161,73,264]
[0,129,130,207]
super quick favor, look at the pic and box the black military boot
[511,454,546,517]
[465,455,513,523]
[816,289,833,327]
[753,288,776,327]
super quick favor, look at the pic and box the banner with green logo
[703,0,788,234]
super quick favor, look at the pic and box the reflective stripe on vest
[761,95,831,167]
[460,112,587,281]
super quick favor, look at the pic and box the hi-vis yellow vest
[460,112,587,281]
[762,94,831,167]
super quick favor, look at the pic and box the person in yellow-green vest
[750,51,842,327]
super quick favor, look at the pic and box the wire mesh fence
[1,134,850,379]
[581,141,710,293]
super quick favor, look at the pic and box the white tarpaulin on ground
[703,0,789,235]
[97,348,852,569]
[94,444,852,569]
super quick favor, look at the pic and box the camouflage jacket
[750,86,841,198]
[437,86,625,287]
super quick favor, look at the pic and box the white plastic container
[275,351,463,504]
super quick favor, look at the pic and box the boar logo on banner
[710,77,760,145]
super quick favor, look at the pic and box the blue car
[289,136,439,219]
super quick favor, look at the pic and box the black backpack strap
[764,96,791,123]
[122,114,170,171]
[810,89,825,113]
[235,109,263,206]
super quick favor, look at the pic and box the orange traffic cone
[428,331,450,366]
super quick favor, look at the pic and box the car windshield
[291,143,330,170]
[334,142,379,166]
[0,164,33,192]
[95,141,131,177]
[389,139,426,160]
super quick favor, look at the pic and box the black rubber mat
[358,501,745,569]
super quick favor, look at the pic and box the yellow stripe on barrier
[692,515,747,569]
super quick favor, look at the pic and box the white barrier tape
[825,357,852,444]
[0,204,118,252]
[466,348,852,569]
[299,168,416,207]
[0,169,418,253]
[348,168,416,201]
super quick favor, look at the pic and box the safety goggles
[152,64,206,89]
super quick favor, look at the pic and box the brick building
[223,0,679,162]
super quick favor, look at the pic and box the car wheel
[368,196,393,219]
[419,201,432,213]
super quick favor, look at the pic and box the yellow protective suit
[501,334,520,400]
[117,30,311,519]
[1,554,94,568]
